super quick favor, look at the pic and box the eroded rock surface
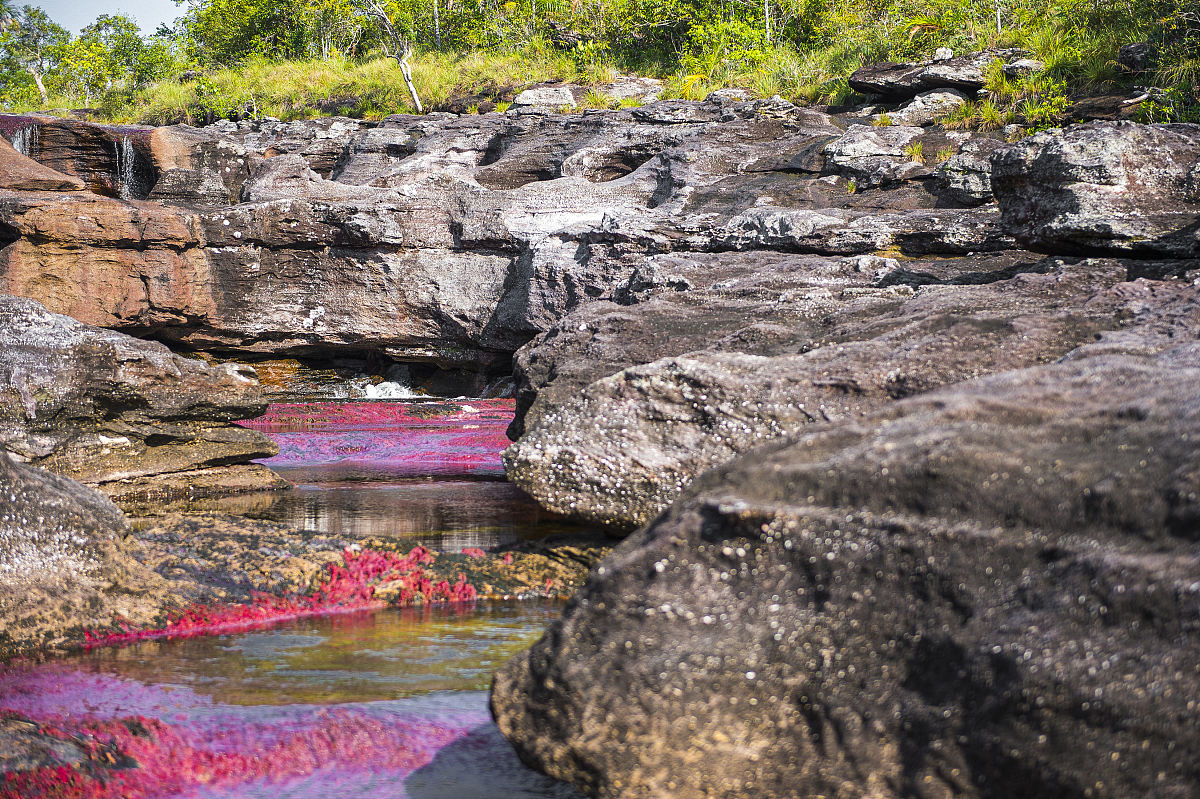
[493,308,1200,798]
[0,99,1027,377]
[503,120,1200,531]
[0,453,170,657]
[0,295,282,500]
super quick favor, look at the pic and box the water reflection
[0,603,582,799]
[175,480,570,551]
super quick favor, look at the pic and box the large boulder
[492,312,1200,798]
[0,295,282,501]
[992,121,1200,256]
[0,453,171,657]
[504,259,1193,529]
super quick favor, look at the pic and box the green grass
[5,0,1195,125]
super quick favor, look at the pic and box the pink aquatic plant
[0,709,468,799]
[82,546,476,648]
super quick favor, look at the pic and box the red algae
[0,711,465,799]
[82,547,476,649]
[238,400,516,477]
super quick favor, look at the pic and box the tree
[352,0,423,112]
[0,5,68,102]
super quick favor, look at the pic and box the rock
[847,60,930,99]
[0,295,282,499]
[0,452,170,657]
[492,296,1200,798]
[0,136,84,192]
[992,121,1200,256]
[934,136,1009,205]
[1117,42,1155,72]
[705,88,754,103]
[504,259,1176,529]
[933,46,954,60]
[886,88,968,126]
[848,50,1025,100]
[596,76,663,104]
[0,114,156,199]
[819,124,926,186]
[917,50,1019,92]
[513,85,580,109]
[1002,58,1044,77]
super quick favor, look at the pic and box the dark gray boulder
[992,121,1200,256]
[492,303,1200,798]
[504,259,1191,529]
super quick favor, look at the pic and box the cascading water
[10,124,38,158]
[116,135,137,200]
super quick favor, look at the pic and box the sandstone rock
[0,136,84,192]
[513,85,580,109]
[1002,58,1044,77]
[992,121,1200,256]
[886,88,968,126]
[0,295,281,497]
[820,124,930,187]
[848,50,1026,100]
[493,306,1200,798]
[934,136,1009,205]
[505,259,1179,529]
[0,453,170,657]
[847,60,930,98]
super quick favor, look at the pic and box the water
[0,603,581,798]
[10,125,37,158]
[193,399,570,551]
[116,135,137,200]
[0,398,585,796]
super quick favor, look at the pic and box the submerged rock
[0,295,283,500]
[493,318,1200,798]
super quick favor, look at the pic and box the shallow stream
[0,399,583,797]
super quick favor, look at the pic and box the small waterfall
[11,125,38,158]
[116,135,136,200]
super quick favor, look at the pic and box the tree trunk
[434,0,441,48]
[28,68,47,103]
[395,50,423,113]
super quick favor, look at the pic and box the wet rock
[492,296,1200,798]
[992,121,1200,256]
[0,295,281,498]
[0,136,84,192]
[0,453,170,657]
[505,259,1172,529]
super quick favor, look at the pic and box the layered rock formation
[503,122,1200,529]
[491,120,1200,797]
[0,295,282,502]
[492,287,1200,799]
[1,100,1017,381]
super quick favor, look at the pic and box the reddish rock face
[0,137,84,192]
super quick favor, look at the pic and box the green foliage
[0,0,1195,124]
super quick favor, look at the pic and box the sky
[30,0,184,34]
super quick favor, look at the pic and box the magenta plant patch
[239,400,516,477]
